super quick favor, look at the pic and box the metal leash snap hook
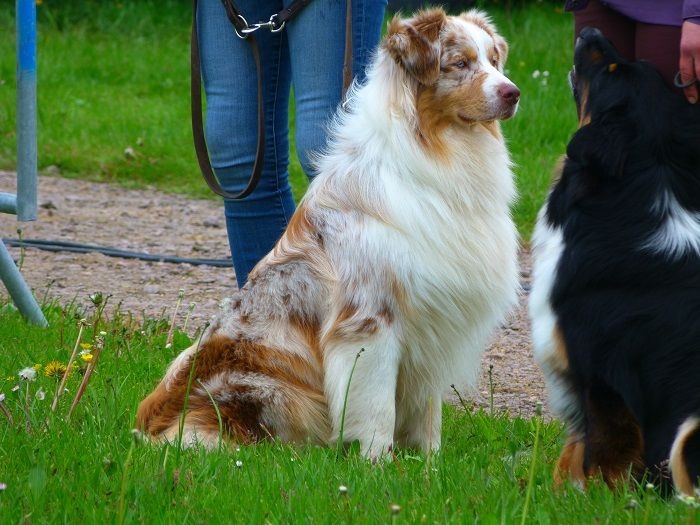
[268,14,286,32]
[233,14,252,39]
[674,71,698,89]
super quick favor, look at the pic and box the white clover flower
[338,485,348,495]
[532,70,541,79]
[0,482,6,491]
[677,494,699,507]
[542,70,550,77]
[0,393,5,403]
[18,367,37,381]
[35,388,46,401]
[235,460,243,468]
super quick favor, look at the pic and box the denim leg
[286,0,346,179]
[197,0,296,287]
[352,0,388,83]
[287,0,385,179]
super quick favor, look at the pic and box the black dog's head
[548,28,700,225]
[566,27,678,169]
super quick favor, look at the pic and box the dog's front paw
[362,437,394,463]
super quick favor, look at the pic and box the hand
[679,21,700,104]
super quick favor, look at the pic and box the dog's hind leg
[323,326,402,461]
[394,382,442,453]
[584,382,645,488]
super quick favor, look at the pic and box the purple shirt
[565,0,700,26]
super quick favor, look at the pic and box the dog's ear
[384,9,446,86]
[546,156,598,225]
[547,123,629,222]
[567,123,628,179]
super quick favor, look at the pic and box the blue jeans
[197,0,387,287]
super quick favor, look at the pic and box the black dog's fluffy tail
[670,416,700,496]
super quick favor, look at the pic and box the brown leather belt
[191,0,353,200]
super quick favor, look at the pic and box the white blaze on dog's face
[384,9,519,151]
[444,13,519,122]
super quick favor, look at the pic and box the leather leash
[191,0,353,200]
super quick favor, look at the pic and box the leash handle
[191,0,263,200]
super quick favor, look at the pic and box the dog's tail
[670,415,700,496]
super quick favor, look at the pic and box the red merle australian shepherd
[530,27,700,496]
[137,9,520,460]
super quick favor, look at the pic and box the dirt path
[0,171,547,419]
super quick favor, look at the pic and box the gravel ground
[0,170,547,419]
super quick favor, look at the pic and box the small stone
[143,284,160,294]
[202,218,221,228]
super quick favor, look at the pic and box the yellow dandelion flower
[80,353,93,363]
[44,361,68,379]
[79,343,93,350]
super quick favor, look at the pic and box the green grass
[0,0,576,236]
[4,5,687,520]
[489,6,579,237]
[0,299,698,524]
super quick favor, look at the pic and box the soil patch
[0,171,547,418]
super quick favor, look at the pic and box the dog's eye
[455,60,467,69]
[491,56,498,67]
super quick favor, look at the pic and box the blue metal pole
[0,0,47,326]
[0,241,48,326]
[16,0,38,222]
[0,193,18,215]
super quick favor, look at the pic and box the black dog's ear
[546,122,630,224]
[566,122,628,179]
[546,156,600,225]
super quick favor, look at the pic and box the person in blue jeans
[197,0,387,288]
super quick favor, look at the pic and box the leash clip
[267,14,286,33]
[233,14,251,39]
[674,71,698,89]
[239,14,286,37]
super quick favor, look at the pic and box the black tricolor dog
[530,27,700,495]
